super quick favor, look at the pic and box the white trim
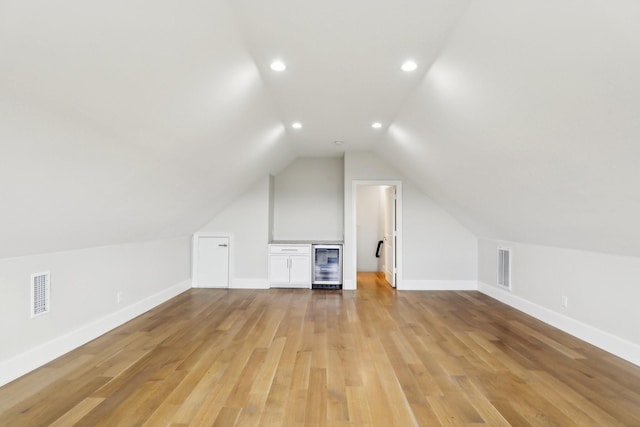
[351,180,403,290]
[399,280,478,291]
[0,279,191,387]
[194,284,230,289]
[343,279,355,290]
[231,278,269,289]
[191,232,234,288]
[478,281,640,367]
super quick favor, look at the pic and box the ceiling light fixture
[401,60,418,72]
[270,60,286,72]
[371,122,382,129]
[334,140,344,146]
[291,122,302,129]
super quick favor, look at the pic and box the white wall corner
[0,279,191,387]
[478,281,640,367]
[399,280,478,291]
[343,279,356,290]
[231,278,269,289]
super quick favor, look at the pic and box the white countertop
[270,240,343,245]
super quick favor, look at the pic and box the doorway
[353,181,402,289]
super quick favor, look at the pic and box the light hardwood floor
[1,273,640,426]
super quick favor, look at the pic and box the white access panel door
[194,236,229,288]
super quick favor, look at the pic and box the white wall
[356,185,384,272]
[0,236,191,386]
[402,182,478,282]
[268,175,275,242]
[198,176,271,288]
[344,151,478,290]
[478,238,640,366]
[273,157,344,241]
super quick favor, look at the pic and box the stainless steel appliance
[312,244,342,289]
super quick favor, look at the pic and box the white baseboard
[399,280,478,291]
[192,284,230,289]
[478,281,640,367]
[0,280,191,387]
[231,278,269,289]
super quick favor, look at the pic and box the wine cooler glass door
[312,245,342,285]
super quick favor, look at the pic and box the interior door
[195,236,229,288]
[384,186,397,288]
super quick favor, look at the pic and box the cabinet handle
[218,244,228,247]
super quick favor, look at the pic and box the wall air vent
[497,248,511,289]
[31,272,50,318]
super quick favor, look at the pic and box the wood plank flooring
[2,272,640,426]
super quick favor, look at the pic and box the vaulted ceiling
[2,0,639,259]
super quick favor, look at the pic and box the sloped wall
[198,176,271,288]
[478,239,640,365]
[0,237,190,386]
[0,0,295,260]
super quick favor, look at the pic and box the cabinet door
[269,254,290,284]
[289,255,311,285]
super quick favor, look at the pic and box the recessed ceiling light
[291,122,302,129]
[270,60,286,72]
[401,60,418,72]
[334,140,344,146]
[371,122,382,129]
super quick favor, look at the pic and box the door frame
[351,180,402,289]
[191,232,234,288]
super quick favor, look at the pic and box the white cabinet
[268,244,311,288]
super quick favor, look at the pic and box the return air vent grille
[497,248,511,289]
[31,272,50,318]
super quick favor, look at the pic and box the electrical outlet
[117,292,123,305]
[561,296,568,308]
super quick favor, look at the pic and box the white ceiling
[377,0,640,256]
[2,0,640,258]
[0,0,296,257]
[231,0,471,155]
